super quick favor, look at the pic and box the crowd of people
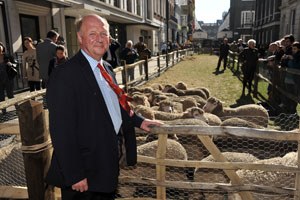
[218,34,300,114]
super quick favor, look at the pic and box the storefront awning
[46,0,71,7]
[64,3,110,17]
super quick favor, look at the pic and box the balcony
[170,15,178,23]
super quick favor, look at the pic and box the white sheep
[221,117,264,129]
[118,139,189,198]
[175,81,211,98]
[193,152,259,200]
[162,84,208,100]
[203,97,269,127]
[232,151,297,200]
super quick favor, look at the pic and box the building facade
[230,0,256,41]
[253,0,281,46]
[279,0,300,41]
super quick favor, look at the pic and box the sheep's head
[134,105,155,120]
[152,95,168,106]
[127,86,142,95]
[175,81,188,90]
[162,84,175,93]
[184,107,208,123]
[159,99,174,113]
[143,87,153,94]
[131,94,150,107]
[203,97,223,114]
[151,83,163,91]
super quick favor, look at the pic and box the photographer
[0,42,17,114]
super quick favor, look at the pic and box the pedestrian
[45,14,161,200]
[134,36,147,75]
[216,37,229,72]
[22,37,41,92]
[280,34,295,68]
[36,30,59,88]
[239,39,259,96]
[103,36,121,69]
[48,45,68,76]
[120,40,139,81]
[237,38,246,53]
[0,42,16,114]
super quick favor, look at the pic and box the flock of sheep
[117,82,298,199]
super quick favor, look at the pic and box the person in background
[237,38,246,53]
[280,41,300,114]
[281,34,295,68]
[0,42,16,114]
[120,40,139,81]
[134,36,147,76]
[216,37,229,72]
[22,37,41,92]
[103,36,121,69]
[48,45,68,76]
[36,30,59,88]
[45,14,161,200]
[239,39,259,96]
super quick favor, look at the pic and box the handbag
[6,62,18,80]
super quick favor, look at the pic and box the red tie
[97,63,133,116]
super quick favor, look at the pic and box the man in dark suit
[103,37,121,69]
[216,37,230,72]
[45,14,161,200]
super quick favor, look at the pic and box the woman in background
[22,37,41,92]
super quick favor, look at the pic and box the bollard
[17,100,55,200]
[157,52,161,76]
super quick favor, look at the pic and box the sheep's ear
[220,100,225,105]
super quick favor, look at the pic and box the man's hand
[140,119,163,132]
[72,178,88,192]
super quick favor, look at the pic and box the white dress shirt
[81,50,122,134]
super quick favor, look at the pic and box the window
[137,0,141,15]
[127,0,132,12]
[113,0,120,8]
[241,11,255,28]
[290,9,296,34]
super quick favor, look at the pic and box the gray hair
[76,14,110,33]
[247,39,256,46]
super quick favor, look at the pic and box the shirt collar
[81,49,103,71]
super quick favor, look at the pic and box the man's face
[77,15,110,61]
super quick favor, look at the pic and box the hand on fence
[140,119,163,132]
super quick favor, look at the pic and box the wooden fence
[1,99,300,199]
[227,50,300,106]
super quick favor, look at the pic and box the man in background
[36,30,59,88]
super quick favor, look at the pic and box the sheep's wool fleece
[137,139,187,160]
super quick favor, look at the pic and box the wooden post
[156,133,168,200]
[172,52,175,66]
[157,52,161,76]
[145,57,149,81]
[253,60,260,98]
[17,100,55,200]
[294,120,300,200]
[176,49,179,63]
[120,60,126,86]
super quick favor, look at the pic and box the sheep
[130,93,151,108]
[232,151,297,200]
[118,139,190,199]
[175,81,188,90]
[158,99,183,113]
[149,83,163,91]
[162,84,207,100]
[193,152,259,200]
[148,90,178,106]
[221,117,264,129]
[204,112,222,126]
[175,81,211,98]
[135,105,207,122]
[203,97,269,127]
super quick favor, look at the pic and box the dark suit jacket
[45,50,144,192]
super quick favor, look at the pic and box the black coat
[219,43,230,57]
[45,51,144,192]
[239,47,259,80]
[103,40,121,68]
